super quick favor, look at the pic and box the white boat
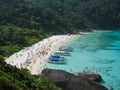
[59,45,73,51]
[48,55,66,64]
[53,51,70,56]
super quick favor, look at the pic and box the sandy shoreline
[5,35,77,74]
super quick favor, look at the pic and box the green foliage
[0,25,50,56]
[78,0,120,29]
[0,59,61,90]
[0,55,4,62]
[1,0,119,32]
[0,0,120,32]
[25,36,39,45]
[33,0,120,30]
[0,45,21,57]
[0,0,119,90]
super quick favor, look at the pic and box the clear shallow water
[44,30,120,90]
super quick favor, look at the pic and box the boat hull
[48,55,66,64]
[47,60,66,64]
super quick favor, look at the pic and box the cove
[44,30,120,90]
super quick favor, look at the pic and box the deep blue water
[44,30,120,90]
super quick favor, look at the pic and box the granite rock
[41,68,108,90]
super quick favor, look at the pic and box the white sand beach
[5,35,76,74]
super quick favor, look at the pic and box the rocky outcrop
[41,68,108,90]
[73,72,101,82]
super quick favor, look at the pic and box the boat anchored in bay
[48,55,66,64]
[59,45,73,51]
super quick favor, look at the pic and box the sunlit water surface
[44,30,120,90]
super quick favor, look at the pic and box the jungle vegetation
[0,0,119,89]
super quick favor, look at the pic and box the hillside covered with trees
[0,0,120,89]
[34,0,120,29]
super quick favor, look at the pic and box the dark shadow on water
[48,62,68,65]
[100,79,105,84]
[61,54,71,56]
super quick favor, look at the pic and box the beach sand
[5,35,76,74]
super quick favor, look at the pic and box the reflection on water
[45,30,120,90]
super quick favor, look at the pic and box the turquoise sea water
[44,30,120,90]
